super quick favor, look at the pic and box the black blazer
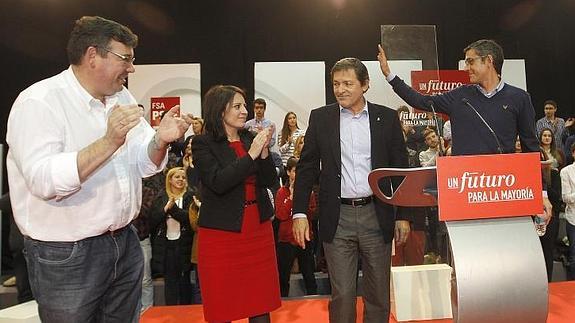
[192,130,278,232]
[293,102,408,243]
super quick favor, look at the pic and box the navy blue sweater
[390,76,539,156]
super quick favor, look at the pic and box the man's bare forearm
[77,137,120,182]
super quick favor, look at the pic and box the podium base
[446,216,548,323]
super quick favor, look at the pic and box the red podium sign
[436,152,542,221]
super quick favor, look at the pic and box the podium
[369,152,548,323]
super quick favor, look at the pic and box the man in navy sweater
[377,39,552,221]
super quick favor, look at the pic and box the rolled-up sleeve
[7,98,81,200]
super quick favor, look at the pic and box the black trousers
[277,241,317,297]
[164,239,193,305]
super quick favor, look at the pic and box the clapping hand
[248,127,270,160]
[105,104,143,147]
[164,198,175,213]
[156,105,194,145]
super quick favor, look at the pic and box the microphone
[461,98,503,154]
[427,100,444,156]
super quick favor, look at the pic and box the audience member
[192,116,205,135]
[188,194,203,304]
[537,148,562,281]
[293,136,305,159]
[278,112,306,166]
[245,98,277,149]
[179,136,200,190]
[150,167,194,305]
[419,128,442,167]
[536,100,567,152]
[392,110,426,267]
[275,157,318,297]
[560,142,575,280]
[0,193,33,303]
[539,128,564,170]
[133,172,164,313]
[396,105,427,154]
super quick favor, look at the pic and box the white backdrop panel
[364,60,423,110]
[128,63,201,137]
[254,62,325,131]
[458,59,527,91]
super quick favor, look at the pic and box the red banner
[409,70,469,121]
[411,70,469,96]
[150,97,180,128]
[436,152,543,221]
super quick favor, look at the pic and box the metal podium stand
[369,166,548,323]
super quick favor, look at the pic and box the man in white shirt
[535,99,569,152]
[6,16,192,322]
[244,98,277,148]
[560,142,575,280]
[419,128,441,167]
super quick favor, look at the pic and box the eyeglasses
[101,47,135,64]
[464,56,486,66]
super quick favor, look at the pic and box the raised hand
[262,125,274,148]
[377,44,392,77]
[182,155,191,169]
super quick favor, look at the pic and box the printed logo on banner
[412,70,469,96]
[150,97,180,128]
[436,152,543,221]
[399,70,470,127]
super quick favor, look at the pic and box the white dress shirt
[6,67,165,241]
[560,163,575,226]
[340,102,372,198]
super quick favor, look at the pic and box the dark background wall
[1,0,574,191]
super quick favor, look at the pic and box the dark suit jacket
[293,102,408,243]
[192,130,278,232]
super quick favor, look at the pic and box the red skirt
[198,204,281,322]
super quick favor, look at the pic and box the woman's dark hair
[539,127,564,168]
[280,112,299,147]
[203,85,246,141]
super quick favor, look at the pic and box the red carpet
[141,281,575,322]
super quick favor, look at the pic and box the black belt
[98,224,130,238]
[341,196,373,207]
[244,199,257,207]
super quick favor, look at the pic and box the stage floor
[141,281,575,322]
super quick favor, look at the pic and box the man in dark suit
[292,58,409,323]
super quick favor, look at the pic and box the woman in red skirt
[192,85,281,323]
